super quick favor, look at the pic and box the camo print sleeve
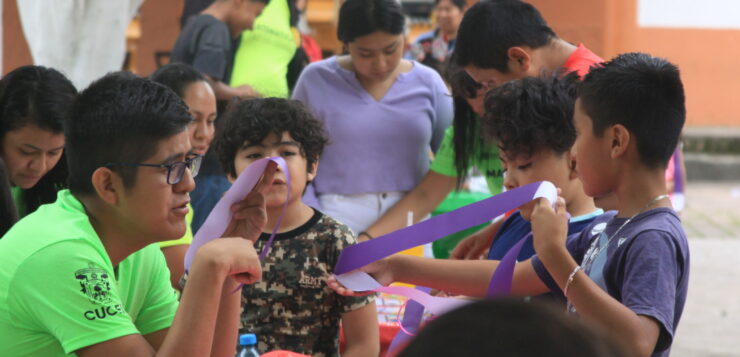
[240,210,374,357]
[323,216,377,314]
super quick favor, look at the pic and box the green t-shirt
[11,185,27,217]
[230,0,296,98]
[430,126,504,194]
[0,190,178,356]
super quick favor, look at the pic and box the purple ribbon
[184,157,290,270]
[387,286,430,354]
[334,181,556,275]
[486,233,531,297]
[673,149,684,194]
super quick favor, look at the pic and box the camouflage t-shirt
[240,209,374,356]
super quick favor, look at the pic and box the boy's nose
[503,172,516,191]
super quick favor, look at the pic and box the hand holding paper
[221,161,277,242]
[530,195,570,259]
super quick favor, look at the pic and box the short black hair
[398,299,627,357]
[579,52,685,168]
[436,0,466,10]
[484,73,579,160]
[65,72,192,195]
[337,0,405,43]
[215,98,328,178]
[0,65,77,213]
[149,63,206,98]
[455,0,556,72]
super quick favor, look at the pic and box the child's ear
[91,167,120,205]
[506,47,531,75]
[307,160,319,182]
[565,151,578,179]
[227,172,237,184]
[609,124,631,159]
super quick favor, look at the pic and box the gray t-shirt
[532,208,690,357]
[171,14,231,82]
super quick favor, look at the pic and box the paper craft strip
[184,157,289,270]
[334,181,557,276]
[387,286,431,354]
[334,181,556,320]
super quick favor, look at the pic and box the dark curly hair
[484,73,579,160]
[215,98,328,178]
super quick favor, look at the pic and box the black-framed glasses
[105,154,202,185]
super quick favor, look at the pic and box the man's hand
[221,161,277,242]
[196,238,263,285]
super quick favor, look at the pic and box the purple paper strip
[184,157,289,270]
[387,286,430,354]
[486,233,530,297]
[334,181,555,275]
[673,149,684,194]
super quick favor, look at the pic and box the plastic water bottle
[236,333,260,357]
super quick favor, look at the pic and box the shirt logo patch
[618,237,627,247]
[75,263,113,305]
[298,273,322,289]
[591,222,607,237]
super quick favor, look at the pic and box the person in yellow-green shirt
[151,63,219,291]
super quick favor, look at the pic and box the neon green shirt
[430,126,504,194]
[230,0,296,98]
[0,190,178,356]
[11,185,27,217]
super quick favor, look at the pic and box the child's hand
[236,84,261,98]
[450,229,492,260]
[327,257,395,296]
[222,161,277,242]
[530,195,569,262]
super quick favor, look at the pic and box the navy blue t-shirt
[531,208,690,357]
[487,210,604,261]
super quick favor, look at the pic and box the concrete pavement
[670,181,740,357]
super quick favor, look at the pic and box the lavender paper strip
[334,181,556,275]
[334,181,556,318]
[184,157,289,270]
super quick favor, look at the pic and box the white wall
[639,0,740,29]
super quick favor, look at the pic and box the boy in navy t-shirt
[481,74,602,262]
[330,53,689,357]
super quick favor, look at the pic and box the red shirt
[563,43,603,78]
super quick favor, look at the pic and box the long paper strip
[335,181,556,276]
[486,233,530,297]
[387,286,431,354]
[184,157,289,270]
[671,149,685,211]
[334,181,556,315]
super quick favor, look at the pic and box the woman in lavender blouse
[292,0,453,235]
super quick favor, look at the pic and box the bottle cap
[239,333,257,346]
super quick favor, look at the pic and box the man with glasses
[0,72,272,356]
